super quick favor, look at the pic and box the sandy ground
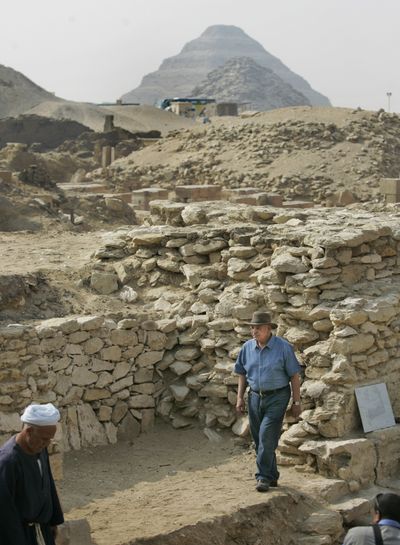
[58,423,308,545]
[0,230,105,275]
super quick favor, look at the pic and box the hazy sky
[2,0,399,111]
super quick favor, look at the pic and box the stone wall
[2,203,400,490]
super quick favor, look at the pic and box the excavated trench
[125,492,342,545]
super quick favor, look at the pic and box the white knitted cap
[21,403,60,426]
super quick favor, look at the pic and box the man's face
[26,425,57,454]
[251,324,272,345]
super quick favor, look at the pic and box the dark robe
[0,436,64,545]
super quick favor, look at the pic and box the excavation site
[1,32,400,543]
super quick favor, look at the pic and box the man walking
[235,311,302,492]
[343,493,400,544]
[0,403,64,545]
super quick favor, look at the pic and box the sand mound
[26,101,193,134]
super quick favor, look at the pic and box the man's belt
[250,385,289,397]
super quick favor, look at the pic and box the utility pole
[386,91,392,113]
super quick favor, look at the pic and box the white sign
[355,383,395,433]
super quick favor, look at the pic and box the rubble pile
[106,108,400,204]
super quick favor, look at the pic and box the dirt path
[58,423,332,545]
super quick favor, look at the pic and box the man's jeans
[248,386,291,482]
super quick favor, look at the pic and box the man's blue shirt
[234,335,301,391]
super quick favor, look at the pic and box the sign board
[355,383,395,433]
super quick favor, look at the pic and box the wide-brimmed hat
[244,311,277,328]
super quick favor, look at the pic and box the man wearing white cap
[0,403,64,545]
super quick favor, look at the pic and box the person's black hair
[374,493,400,523]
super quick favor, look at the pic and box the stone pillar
[101,146,112,168]
[103,114,114,132]
[380,178,400,203]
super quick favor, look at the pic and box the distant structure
[121,25,330,107]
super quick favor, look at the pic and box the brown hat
[245,311,277,328]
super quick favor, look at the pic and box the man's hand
[236,397,245,414]
[291,403,301,419]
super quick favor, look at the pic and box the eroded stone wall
[1,203,400,490]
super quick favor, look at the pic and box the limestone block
[131,383,155,395]
[330,304,368,326]
[365,294,399,322]
[232,416,249,437]
[112,362,131,380]
[110,329,137,347]
[207,319,235,331]
[60,386,83,407]
[271,250,308,274]
[193,239,227,255]
[56,519,93,545]
[330,334,374,355]
[185,374,208,390]
[302,509,342,537]
[53,357,72,372]
[90,272,119,295]
[181,264,203,287]
[128,394,155,408]
[302,381,328,400]
[117,318,138,329]
[0,411,21,433]
[98,406,112,421]
[169,384,190,402]
[308,304,333,321]
[227,258,251,278]
[71,368,98,386]
[198,383,228,398]
[369,425,400,485]
[285,327,319,345]
[111,401,128,424]
[40,317,80,334]
[54,376,72,396]
[116,411,140,442]
[65,344,83,356]
[179,327,207,344]
[130,231,167,246]
[65,407,81,450]
[83,337,104,355]
[299,438,376,484]
[157,399,173,417]
[109,376,133,393]
[136,350,164,367]
[83,389,111,401]
[170,361,192,375]
[134,368,154,383]
[77,404,107,447]
[76,316,104,331]
[146,331,168,350]
[95,372,113,388]
[40,336,66,353]
[100,346,122,362]
[335,497,371,524]
[313,319,333,332]
[68,331,90,344]
[155,318,176,333]
[104,422,118,444]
